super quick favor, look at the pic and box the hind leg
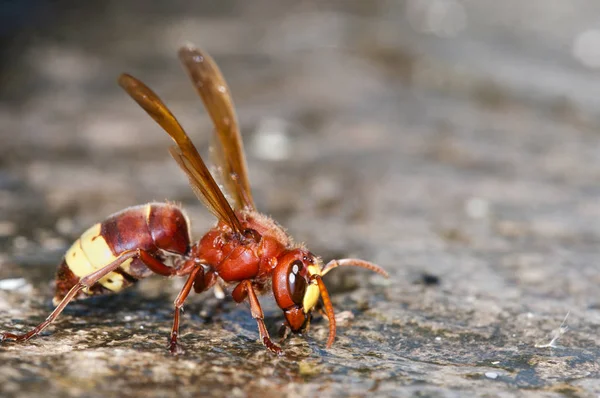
[1,249,143,343]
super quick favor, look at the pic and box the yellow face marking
[303,283,320,313]
[307,265,320,277]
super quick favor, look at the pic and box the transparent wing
[178,45,255,210]
[118,73,243,233]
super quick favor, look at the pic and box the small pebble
[0,278,28,291]
[485,372,499,379]
[418,272,440,286]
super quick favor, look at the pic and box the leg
[168,265,203,354]
[2,249,142,343]
[193,267,216,294]
[232,280,282,355]
[138,250,178,276]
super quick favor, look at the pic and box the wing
[118,73,243,233]
[178,45,255,210]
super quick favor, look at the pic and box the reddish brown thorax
[190,210,316,332]
[193,210,291,283]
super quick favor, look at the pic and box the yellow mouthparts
[303,282,320,313]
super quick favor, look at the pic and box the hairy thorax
[193,210,297,283]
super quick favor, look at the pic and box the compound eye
[287,260,307,305]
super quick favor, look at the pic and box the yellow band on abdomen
[65,223,131,293]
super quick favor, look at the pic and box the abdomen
[54,202,191,304]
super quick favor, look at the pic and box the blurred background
[2,0,600,260]
[2,1,600,396]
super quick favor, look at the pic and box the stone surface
[2,1,600,397]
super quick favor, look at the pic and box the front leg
[232,280,282,355]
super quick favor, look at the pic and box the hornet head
[272,249,388,348]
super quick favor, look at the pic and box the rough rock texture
[2,1,600,397]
